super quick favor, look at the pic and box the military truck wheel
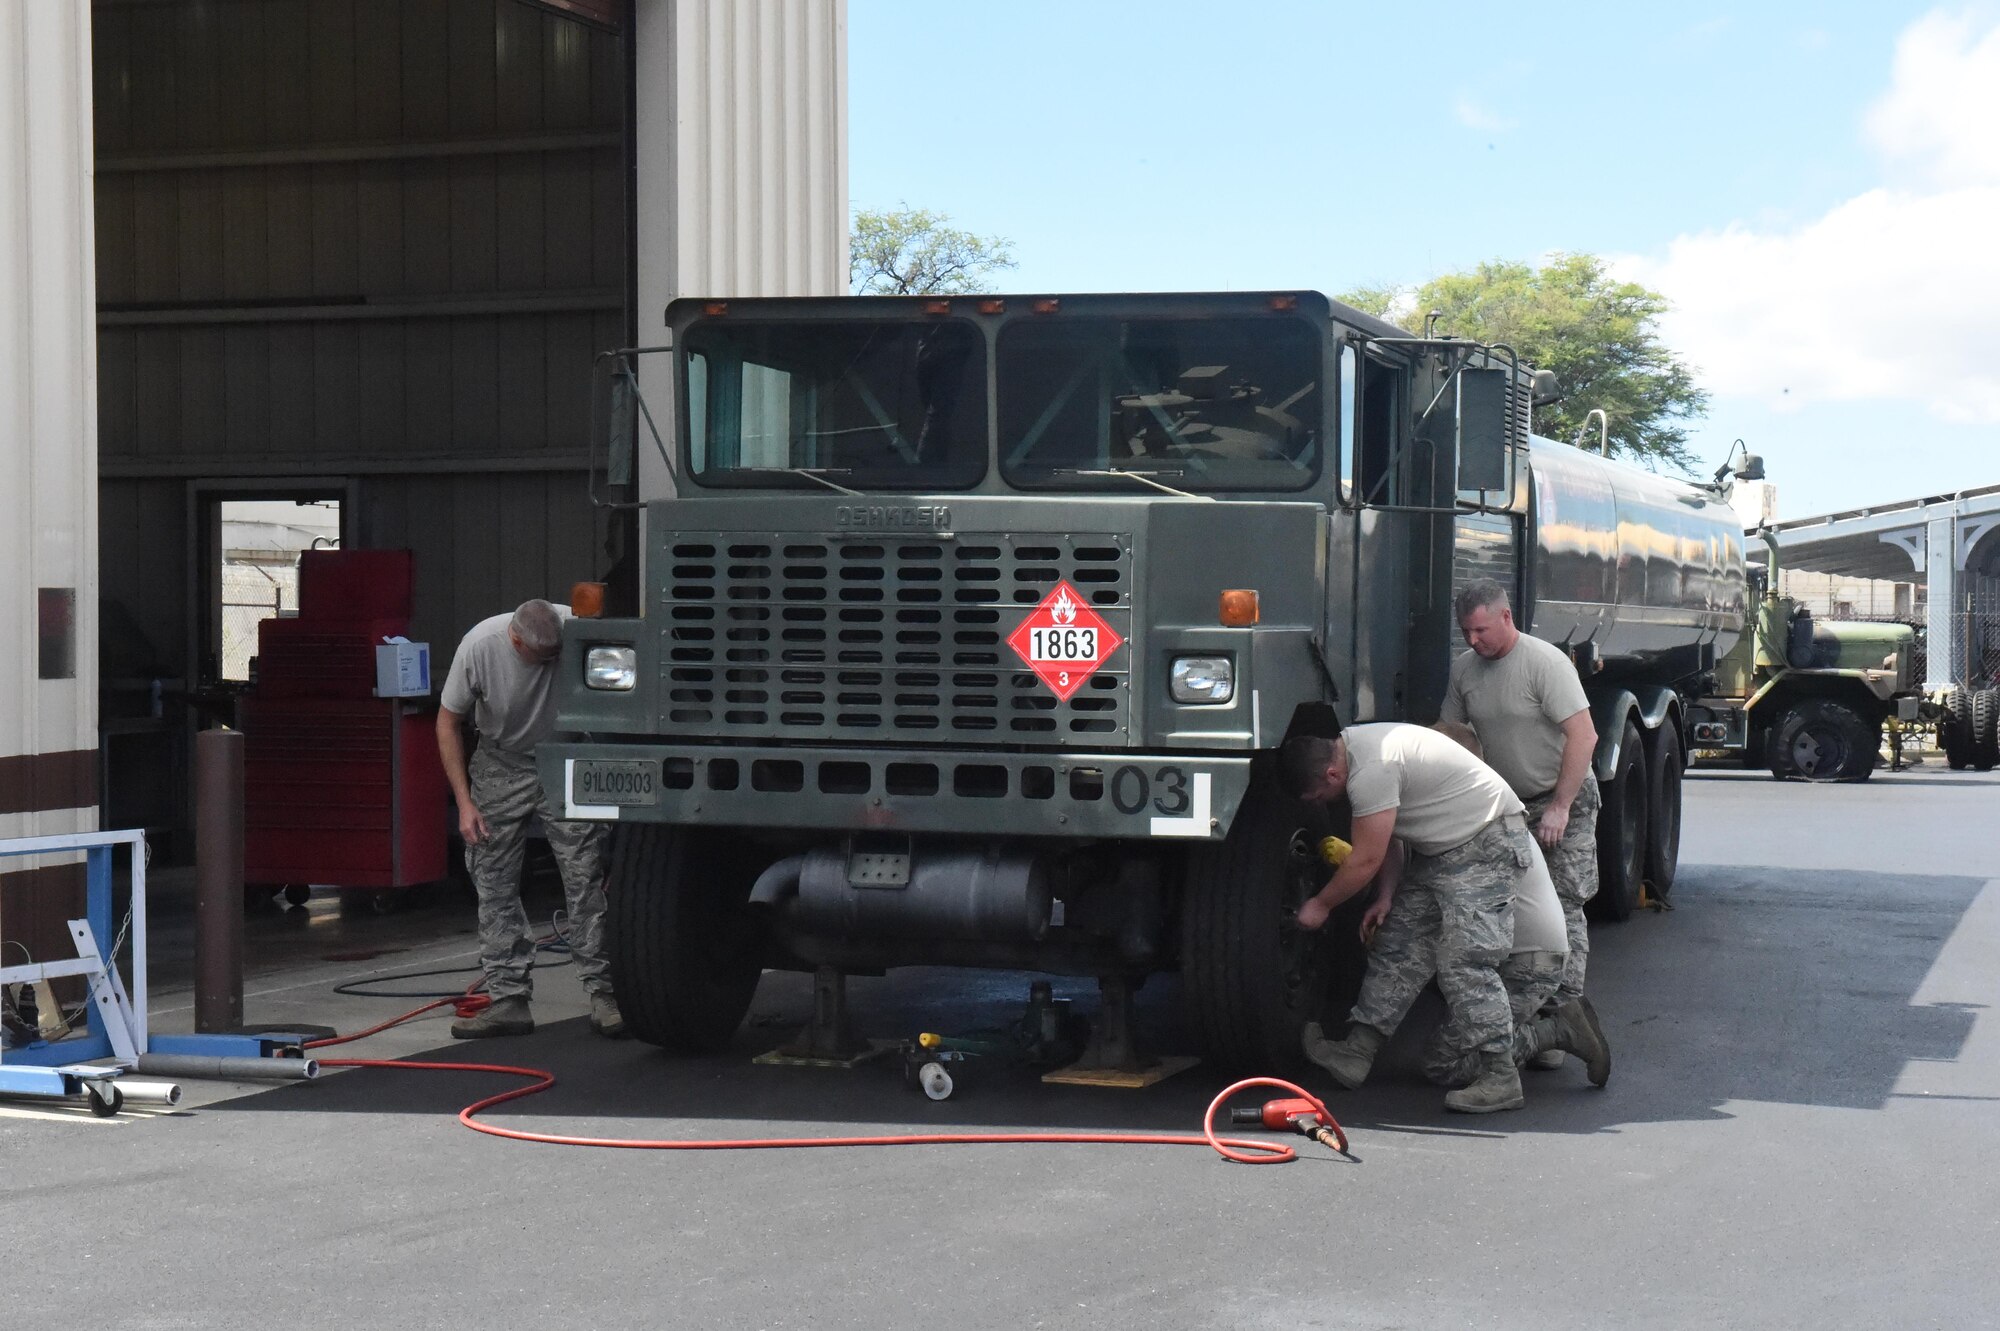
[607,824,765,1053]
[1643,720,1683,898]
[1590,720,1648,923]
[1178,780,1363,1071]
[1769,699,1875,782]
[1941,687,1973,770]
[1972,688,2000,772]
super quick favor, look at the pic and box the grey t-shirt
[1342,722,1524,857]
[1512,839,1567,954]
[1440,633,1591,800]
[440,607,571,755]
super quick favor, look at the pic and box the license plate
[575,760,659,806]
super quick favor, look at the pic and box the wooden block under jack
[752,1037,899,1070]
[1042,1054,1200,1089]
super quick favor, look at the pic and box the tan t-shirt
[440,606,571,756]
[1342,722,1524,857]
[1512,839,1567,954]
[1440,633,1591,800]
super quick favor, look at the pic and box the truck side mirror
[605,368,636,487]
[1456,367,1509,491]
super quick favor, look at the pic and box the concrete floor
[5,766,1998,1329]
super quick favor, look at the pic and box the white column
[1926,515,1957,690]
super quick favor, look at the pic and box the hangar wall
[0,2,100,962]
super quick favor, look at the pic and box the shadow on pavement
[211,862,1988,1144]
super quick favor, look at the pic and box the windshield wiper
[777,467,862,496]
[1049,467,1211,501]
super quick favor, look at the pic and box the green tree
[850,206,1016,295]
[1342,254,1708,469]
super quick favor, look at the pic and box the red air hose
[306,992,1348,1164]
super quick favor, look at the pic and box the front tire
[1973,688,1999,772]
[1942,687,1973,770]
[1770,698,1875,781]
[1591,719,1648,922]
[1178,780,1363,1070]
[607,825,766,1053]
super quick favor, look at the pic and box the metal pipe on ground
[135,1054,321,1082]
[195,727,245,1032]
[112,1079,183,1106]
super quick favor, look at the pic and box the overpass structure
[1761,484,2000,691]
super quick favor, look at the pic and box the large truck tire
[1179,779,1363,1071]
[1942,687,1973,770]
[1769,699,1875,782]
[1590,719,1648,922]
[1643,719,1684,898]
[1973,688,2000,772]
[606,824,766,1053]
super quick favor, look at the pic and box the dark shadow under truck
[541,291,1751,1071]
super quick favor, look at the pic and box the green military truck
[542,292,1751,1070]
[1687,533,1924,781]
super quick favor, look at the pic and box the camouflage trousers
[1346,815,1530,1062]
[465,746,612,1002]
[1422,949,1565,1087]
[1523,775,1600,1003]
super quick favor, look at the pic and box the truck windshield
[685,319,987,490]
[998,317,1321,492]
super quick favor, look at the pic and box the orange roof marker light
[703,301,729,316]
[924,299,952,316]
[978,299,1006,315]
[1032,298,1061,315]
[1219,590,1260,627]
[570,582,607,618]
[1268,294,1299,312]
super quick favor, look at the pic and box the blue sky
[849,3,2000,519]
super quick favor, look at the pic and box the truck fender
[1584,685,1680,781]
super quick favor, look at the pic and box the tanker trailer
[1454,438,1751,920]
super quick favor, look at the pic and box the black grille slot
[660,532,1134,744]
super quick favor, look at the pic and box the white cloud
[1622,9,2000,425]
[1453,95,1514,135]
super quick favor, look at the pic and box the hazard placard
[1007,580,1124,702]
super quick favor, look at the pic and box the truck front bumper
[538,743,1253,842]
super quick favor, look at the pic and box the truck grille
[659,533,1135,745]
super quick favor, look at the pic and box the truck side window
[1337,344,1356,504]
[1356,355,1404,505]
[687,352,709,470]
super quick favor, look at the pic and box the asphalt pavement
[4,766,1997,1330]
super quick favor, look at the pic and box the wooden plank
[1041,1055,1201,1090]
[447,0,498,136]
[448,155,497,293]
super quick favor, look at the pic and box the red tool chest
[241,551,447,890]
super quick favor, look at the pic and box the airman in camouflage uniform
[1523,777,1601,1004]
[1423,947,1564,1088]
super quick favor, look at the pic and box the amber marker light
[1219,589,1260,626]
[1032,298,1061,315]
[924,299,952,316]
[1268,294,1299,311]
[571,581,607,618]
[978,299,1006,315]
[703,301,729,316]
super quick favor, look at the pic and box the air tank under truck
[543,292,1751,1071]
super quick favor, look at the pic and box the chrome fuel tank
[1526,437,1746,667]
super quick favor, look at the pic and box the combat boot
[1444,1053,1524,1113]
[1524,996,1611,1087]
[590,992,628,1039]
[1527,1049,1565,1071]
[1302,1021,1384,1090]
[450,996,533,1039]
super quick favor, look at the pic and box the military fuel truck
[543,292,1751,1070]
[1686,532,1923,781]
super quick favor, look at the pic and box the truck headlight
[584,645,637,691]
[1169,655,1234,704]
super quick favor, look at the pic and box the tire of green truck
[1178,780,1361,1071]
[1942,686,1973,770]
[1972,688,2000,772]
[1590,719,1649,923]
[606,824,766,1053]
[1768,698,1875,782]
[1643,720,1683,898]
